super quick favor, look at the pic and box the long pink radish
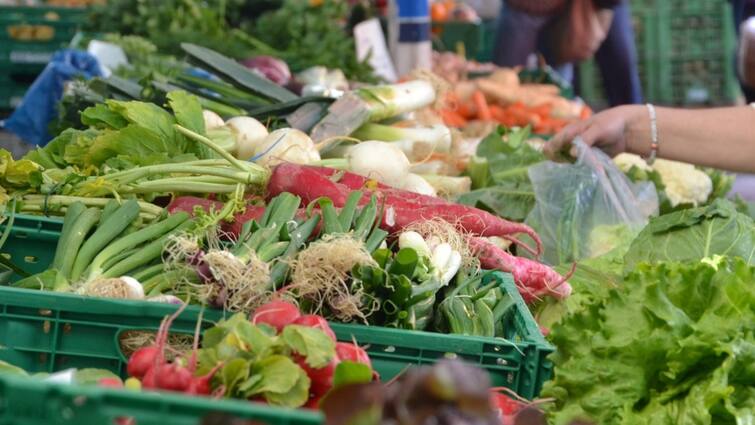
[467,236,572,303]
[267,164,543,255]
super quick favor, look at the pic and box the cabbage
[624,199,755,270]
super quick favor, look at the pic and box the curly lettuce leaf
[543,258,755,425]
[624,199,755,269]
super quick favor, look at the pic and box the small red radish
[251,300,301,333]
[304,395,323,410]
[154,363,192,392]
[98,377,124,388]
[335,342,372,370]
[295,355,338,397]
[293,315,337,342]
[187,363,225,396]
[490,388,528,424]
[127,346,160,379]
[141,367,157,389]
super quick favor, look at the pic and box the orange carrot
[489,104,507,122]
[457,102,476,119]
[472,91,493,121]
[439,109,468,127]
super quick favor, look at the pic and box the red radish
[295,355,338,397]
[266,163,348,206]
[154,363,192,392]
[490,388,528,424]
[128,303,189,390]
[187,363,225,396]
[335,342,372,370]
[293,315,337,342]
[304,395,323,410]
[251,300,301,332]
[127,346,160,379]
[266,164,543,255]
[98,377,123,388]
[468,236,572,303]
[141,367,157,389]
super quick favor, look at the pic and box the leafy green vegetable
[281,325,336,369]
[251,0,377,82]
[458,126,543,222]
[624,199,755,270]
[26,91,213,171]
[542,258,755,425]
[197,313,336,408]
[86,0,256,59]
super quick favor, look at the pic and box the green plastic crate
[0,372,322,425]
[476,19,497,63]
[0,214,63,282]
[432,21,483,59]
[0,274,552,399]
[0,78,30,110]
[0,6,88,76]
[578,0,738,107]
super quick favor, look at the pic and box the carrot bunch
[439,91,592,135]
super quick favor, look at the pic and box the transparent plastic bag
[526,139,658,265]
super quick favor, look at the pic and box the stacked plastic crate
[579,0,739,107]
[0,6,87,110]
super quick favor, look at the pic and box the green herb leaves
[197,313,336,408]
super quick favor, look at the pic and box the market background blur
[0,0,753,198]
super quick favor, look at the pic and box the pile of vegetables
[433,66,588,135]
[542,257,755,425]
[125,301,375,409]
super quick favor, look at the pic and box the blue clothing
[593,1,643,105]
[492,0,642,106]
[3,49,102,147]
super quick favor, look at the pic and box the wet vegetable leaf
[281,324,335,369]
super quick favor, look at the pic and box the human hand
[544,105,644,160]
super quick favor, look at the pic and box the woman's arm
[545,104,755,172]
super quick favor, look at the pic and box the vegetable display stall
[0,3,751,424]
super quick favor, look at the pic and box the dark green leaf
[181,43,297,102]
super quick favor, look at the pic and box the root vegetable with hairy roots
[289,235,378,322]
[200,249,272,313]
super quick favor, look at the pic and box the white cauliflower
[613,154,713,207]
[613,153,651,173]
[652,159,712,207]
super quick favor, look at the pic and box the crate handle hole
[24,256,37,264]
